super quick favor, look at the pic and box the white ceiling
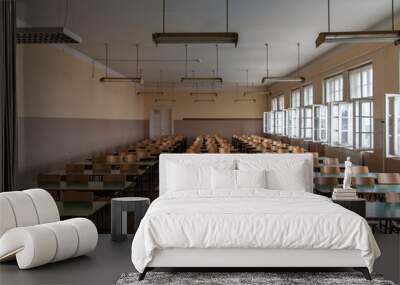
[16,0,400,87]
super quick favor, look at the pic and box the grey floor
[1,234,399,285]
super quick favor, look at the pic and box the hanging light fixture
[316,0,400,47]
[234,98,256,103]
[181,45,223,83]
[137,70,165,95]
[17,0,82,44]
[261,43,305,83]
[193,99,216,103]
[155,98,176,103]
[190,92,218,97]
[100,44,144,84]
[152,0,238,47]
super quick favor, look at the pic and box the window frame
[385,94,400,157]
[313,104,328,143]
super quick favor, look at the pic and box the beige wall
[143,87,267,120]
[266,43,400,172]
[17,44,145,120]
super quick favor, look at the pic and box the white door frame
[149,107,174,139]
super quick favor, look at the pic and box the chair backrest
[323,158,339,165]
[65,164,85,174]
[351,177,376,186]
[320,166,340,174]
[351,166,369,174]
[61,191,94,202]
[92,164,112,173]
[385,193,400,203]
[120,164,138,173]
[37,174,61,187]
[103,174,125,186]
[315,177,339,186]
[0,189,60,238]
[377,173,400,184]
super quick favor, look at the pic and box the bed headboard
[159,153,314,196]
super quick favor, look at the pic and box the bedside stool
[111,197,150,242]
[332,198,366,218]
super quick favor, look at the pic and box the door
[149,107,174,139]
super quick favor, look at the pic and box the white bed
[131,154,380,280]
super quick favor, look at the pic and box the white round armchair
[0,189,98,269]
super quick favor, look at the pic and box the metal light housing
[261,76,305,83]
[100,77,144,84]
[316,31,400,47]
[16,27,82,44]
[153,32,238,47]
[181,77,223,83]
[234,98,256,103]
[137,91,165,96]
[190,92,218,97]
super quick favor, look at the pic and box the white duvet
[131,190,380,273]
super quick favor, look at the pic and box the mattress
[131,190,380,273]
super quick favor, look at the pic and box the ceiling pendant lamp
[17,0,82,44]
[234,98,256,103]
[181,44,223,83]
[316,0,400,47]
[137,70,165,95]
[100,44,144,84]
[261,43,305,84]
[152,0,238,47]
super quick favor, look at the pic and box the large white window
[313,105,328,142]
[291,89,301,108]
[386,94,400,157]
[271,97,278,111]
[263,112,274,133]
[287,108,300,138]
[355,101,373,150]
[274,111,284,135]
[303,84,313,106]
[325,75,343,103]
[278,95,285,110]
[301,107,313,140]
[331,103,353,147]
[350,65,373,99]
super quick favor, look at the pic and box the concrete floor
[1,234,399,285]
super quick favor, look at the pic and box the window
[287,108,300,138]
[278,95,285,110]
[271,97,278,111]
[303,84,313,106]
[274,111,284,135]
[331,103,353,147]
[300,107,313,140]
[386,94,400,157]
[263,112,274,133]
[350,65,373,99]
[325,74,343,103]
[313,105,328,142]
[355,101,373,149]
[291,89,301,108]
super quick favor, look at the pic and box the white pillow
[167,162,211,191]
[266,161,307,192]
[238,158,309,192]
[236,169,267,189]
[211,168,237,190]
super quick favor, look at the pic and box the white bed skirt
[148,248,366,268]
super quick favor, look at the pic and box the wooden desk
[316,184,400,194]
[314,172,378,179]
[366,202,400,220]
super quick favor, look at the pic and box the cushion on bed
[167,159,236,192]
[238,158,309,192]
[211,168,237,190]
[237,169,267,189]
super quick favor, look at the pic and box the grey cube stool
[111,197,150,242]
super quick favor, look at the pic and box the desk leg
[111,203,124,242]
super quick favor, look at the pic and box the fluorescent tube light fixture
[190,92,218,97]
[155,98,176,103]
[16,27,82,44]
[153,32,238,47]
[234,98,256,103]
[316,0,400,47]
[181,44,223,83]
[99,43,144,85]
[261,43,305,84]
[137,91,165,96]
[153,0,238,47]
[193,99,216,103]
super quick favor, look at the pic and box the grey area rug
[116,272,396,285]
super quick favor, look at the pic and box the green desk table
[316,184,400,194]
[314,172,378,179]
[56,201,108,218]
[366,202,400,221]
